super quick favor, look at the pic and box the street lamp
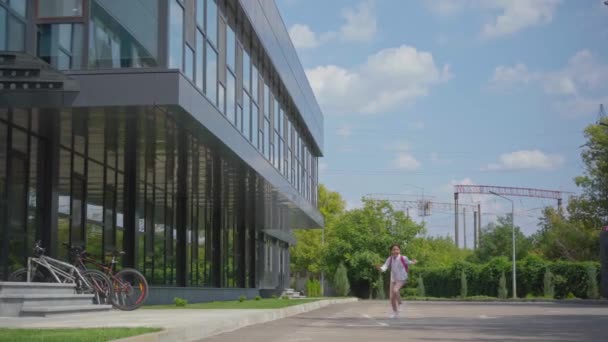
[489,191,517,299]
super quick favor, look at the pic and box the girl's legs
[390,281,405,312]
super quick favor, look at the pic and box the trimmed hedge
[408,256,602,299]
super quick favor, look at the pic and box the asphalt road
[202,300,608,342]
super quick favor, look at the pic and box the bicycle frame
[27,254,93,290]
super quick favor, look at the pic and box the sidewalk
[0,298,358,342]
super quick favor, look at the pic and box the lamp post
[489,191,517,299]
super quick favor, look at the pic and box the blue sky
[277,0,608,244]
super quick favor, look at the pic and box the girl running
[376,244,417,318]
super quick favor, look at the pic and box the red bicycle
[64,244,149,311]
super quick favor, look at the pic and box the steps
[282,288,307,299]
[0,281,112,317]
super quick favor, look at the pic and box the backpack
[388,255,409,274]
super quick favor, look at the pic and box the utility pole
[463,207,467,249]
[477,203,481,247]
[473,211,478,250]
[454,193,459,248]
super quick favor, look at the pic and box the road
[203,300,608,342]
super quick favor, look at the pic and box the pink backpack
[388,256,409,274]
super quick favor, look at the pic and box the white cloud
[339,0,377,42]
[288,24,319,49]
[425,0,560,39]
[306,45,451,115]
[490,50,608,118]
[336,124,353,138]
[484,150,565,171]
[480,0,560,39]
[287,1,376,50]
[393,153,421,171]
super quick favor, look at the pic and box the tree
[575,118,608,226]
[533,207,599,261]
[407,236,471,268]
[460,270,468,298]
[290,185,345,277]
[334,263,350,297]
[498,271,508,299]
[473,215,532,263]
[543,269,554,299]
[323,198,424,298]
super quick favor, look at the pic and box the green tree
[334,262,350,297]
[460,270,468,298]
[323,198,424,298]
[543,268,554,299]
[533,207,599,261]
[290,185,345,277]
[417,276,426,297]
[473,215,532,263]
[408,236,471,268]
[498,271,508,299]
[575,118,608,225]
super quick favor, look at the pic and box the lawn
[0,328,161,342]
[145,298,319,309]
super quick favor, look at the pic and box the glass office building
[0,0,324,302]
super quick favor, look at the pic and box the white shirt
[380,254,412,282]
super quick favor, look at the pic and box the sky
[276,0,608,246]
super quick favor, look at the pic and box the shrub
[460,271,468,298]
[238,295,246,302]
[255,295,262,301]
[543,269,555,299]
[306,279,322,298]
[417,276,426,297]
[566,292,577,299]
[375,274,386,300]
[271,295,278,299]
[403,287,417,297]
[498,272,508,299]
[282,295,289,300]
[174,297,188,307]
[333,263,350,297]
[586,266,599,300]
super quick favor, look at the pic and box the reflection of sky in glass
[58,195,124,228]
[168,0,183,69]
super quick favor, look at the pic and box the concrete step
[0,282,76,296]
[20,304,113,317]
[3,294,95,307]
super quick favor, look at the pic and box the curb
[113,298,358,342]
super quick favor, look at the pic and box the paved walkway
[0,298,357,341]
[204,301,608,342]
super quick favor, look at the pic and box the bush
[374,274,386,300]
[255,295,262,301]
[306,279,322,298]
[498,272,508,299]
[460,271,468,298]
[417,276,426,297]
[271,295,278,299]
[543,269,555,299]
[566,292,577,299]
[586,266,599,299]
[403,287,417,297]
[238,295,246,303]
[174,297,188,307]
[282,295,289,300]
[334,263,350,297]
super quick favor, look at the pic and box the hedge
[405,256,602,299]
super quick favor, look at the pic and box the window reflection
[185,45,194,80]
[38,0,82,18]
[38,24,84,70]
[206,0,217,47]
[169,0,183,70]
[206,42,218,105]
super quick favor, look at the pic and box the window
[252,104,259,149]
[251,65,258,102]
[38,0,82,18]
[0,8,5,50]
[206,42,217,105]
[196,0,204,28]
[226,25,235,71]
[227,73,236,124]
[263,83,270,118]
[88,1,158,68]
[169,0,183,70]
[38,24,84,70]
[196,30,204,89]
[263,118,270,160]
[273,132,279,169]
[206,0,217,47]
[185,45,194,80]
[243,50,250,92]
[5,0,26,17]
[218,83,225,114]
[243,92,251,141]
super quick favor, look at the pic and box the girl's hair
[390,244,401,251]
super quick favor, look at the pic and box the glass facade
[1,0,321,290]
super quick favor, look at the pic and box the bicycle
[8,242,113,305]
[64,243,149,311]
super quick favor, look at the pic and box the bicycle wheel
[111,268,149,311]
[8,267,53,282]
[80,269,113,305]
